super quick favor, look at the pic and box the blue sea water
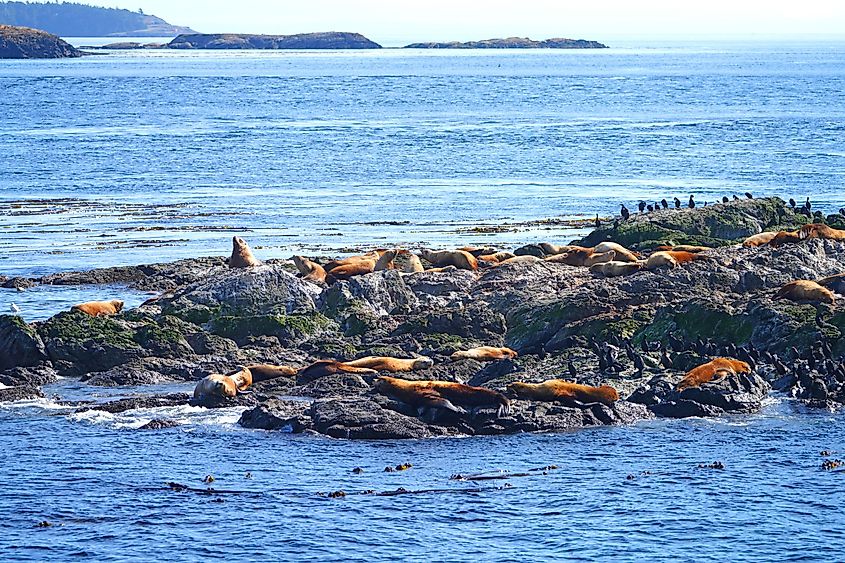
[2,42,845,561]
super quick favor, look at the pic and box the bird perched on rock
[661,199,668,209]
[722,196,729,203]
[733,195,740,200]
[745,192,753,199]
[805,197,812,211]
[620,204,630,221]
[638,201,647,213]
[789,198,796,208]
[674,197,681,209]
[647,204,654,212]
[10,303,20,313]
[688,195,695,209]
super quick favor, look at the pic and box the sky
[83,0,845,45]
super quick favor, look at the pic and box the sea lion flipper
[418,390,466,414]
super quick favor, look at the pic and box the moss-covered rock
[207,311,334,346]
[633,301,754,346]
[0,314,47,371]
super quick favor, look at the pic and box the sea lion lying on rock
[451,346,517,361]
[592,242,639,263]
[344,356,433,372]
[323,250,382,273]
[817,273,845,295]
[496,255,541,266]
[545,248,616,267]
[799,223,845,241]
[589,261,642,278]
[654,244,711,253]
[245,364,298,382]
[374,249,399,271]
[374,376,510,417]
[676,358,751,391]
[743,232,777,247]
[229,236,262,268]
[507,380,619,407]
[193,367,253,400]
[292,256,327,284]
[71,299,124,317]
[774,280,835,304]
[420,249,478,271]
[768,230,801,247]
[538,243,574,256]
[298,360,378,383]
[478,251,516,264]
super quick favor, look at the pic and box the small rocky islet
[3,196,845,439]
[0,24,81,58]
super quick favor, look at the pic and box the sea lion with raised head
[229,236,262,268]
[592,242,639,263]
[71,299,124,317]
[292,256,327,284]
[589,260,643,277]
[742,232,778,247]
[344,356,433,372]
[419,249,478,271]
[507,380,619,406]
[676,358,751,391]
[774,280,835,304]
[374,376,510,417]
[374,249,400,271]
[799,223,845,241]
[193,367,253,400]
[403,253,425,273]
[450,346,517,362]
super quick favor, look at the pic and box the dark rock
[0,365,58,387]
[238,399,311,431]
[0,25,81,59]
[82,363,175,387]
[0,315,48,371]
[631,371,771,418]
[404,37,608,49]
[169,32,381,50]
[307,398,434,439]
[2,277,36,289]
[0,385,44,402]
[292,373,370,398]
[77,393,190,414]
[138,419,181,430]
[40,257,226,291]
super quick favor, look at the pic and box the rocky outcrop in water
[0,25,81,59]
[4,197,845,438]
[404,37,607,49]
[168,32,382,50]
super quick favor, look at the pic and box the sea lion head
[412,357,434,370]
[111,300,124,313]
[597,385,620,403]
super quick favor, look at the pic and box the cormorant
[620,204,630,221]
[661,199,668,209]
[673,197,681,209]
[688,195,695,208]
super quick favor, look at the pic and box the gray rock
[0,315,47,371]
[0,385,44,402]
[238,399,311,431]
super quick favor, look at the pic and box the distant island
[0,24,80,58]
[167,32,381,50]
[404,37,608,49]
[0,1,195,37]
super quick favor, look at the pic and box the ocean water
[2,43,845,561]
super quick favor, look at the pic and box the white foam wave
[67,403,248,430]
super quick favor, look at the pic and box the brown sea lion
[742,232,778,247]
[344,356,433,372]
[374,376,511,416]
[799,223,845,241]
[245,364,298,382]
[402,253,425,273]
[662,250,711,264]
[496,255,541,266]
[676,358,751,391]
[374,249,400,271]
[292,256,327,284]
[323,251,382,273]
[193,367,253,400]
[71,299,124,317]
[538,243,574,256]
[420,249,478,271]
[325,260,377,283]
[817,273,845,295]
[229,236,262,268]
[774,280,835,304]
[592,242,640,263]
[458,246,499,257]
[478,251,516,264]
[545,248,616,267]
[450,346,517,362]
[589,260,643,277]
[644,251,678,269]
[507,380,619,406]
[654,244,712,253]
[768,230,801,247]
[298,360,378,383]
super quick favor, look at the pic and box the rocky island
[3,197,845,439]
[0,24,80,58]
[404,37,608,49]
[167,32,382,50]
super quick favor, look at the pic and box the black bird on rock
[647,204,654,212]
[638,201,647,213]
[661,199,668,209]
[595,214,601,228]
[745,192,753,199]
[620,204,630,221]
[673,197,681,209]
[789,198,796,208]
[568,361,577,379]
[688,195,695,209]
[806,197,812,211]
[722,196,729,203]
[733,195,740,200]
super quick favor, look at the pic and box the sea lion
[71,299,124,317]
[419,249,478,271]
[768,230,801,247]
[374,376,510,417]
[323,251,382,273]
[774,280,835,304]
[799,223,845,241]
[458,246,499,257]
[545,248,616,267]
[656,244,711,253]
[374,249,400,271]
[344,356,434,372]
[298,360,378,383]
[660,250,711,264]
[592,242,639,263]
[292,256,327,284]
[644,251,678,269]
[817,273,845,295]
[538,243,574,256]
[193,367,253,401]
[403,253,425,273]
[507,380,619,406]
[325,260,377,283]
[450,346,517,362]
[229,236,262,268]
[496,255,541,266]
[589,260,643,277]
[245,364,298,382]
[478,251,516,264]
[676,358,751,391]
[742,232,778,247]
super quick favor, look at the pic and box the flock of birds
[618,193,822,222]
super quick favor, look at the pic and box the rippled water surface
[3,42,845,561]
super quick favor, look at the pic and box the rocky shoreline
[0,25,81,59]
[3,197,845,439]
